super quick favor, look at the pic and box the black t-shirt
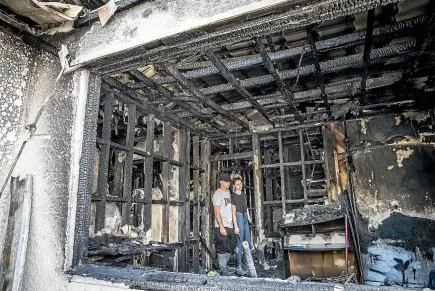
[231,191,248,214]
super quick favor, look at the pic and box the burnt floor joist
[204,50,273,125]
[164,65,250,130]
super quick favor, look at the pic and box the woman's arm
[232,204,240,234]
[244,192,252,224]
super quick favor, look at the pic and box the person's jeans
[235,212,252,266]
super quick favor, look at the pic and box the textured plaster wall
[0,30,34,259]
[0,31,138,291]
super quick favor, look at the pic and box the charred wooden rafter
[360,9,376,105]
[174,72,408,118]
[164,65,250,130]
[398,5,435,97]
[96,0,404,74]
[127,17,425,88]
[255,38,302,120]
[204,50,273,125]
[101,76,202,135]
[307,24,330,113]
[129,70,226,134]
[130,40,416,98]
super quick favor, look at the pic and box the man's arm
[214,206,227,236]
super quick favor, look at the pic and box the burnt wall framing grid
[73,73,210,273]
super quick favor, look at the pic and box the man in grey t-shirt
[212,173,236,275]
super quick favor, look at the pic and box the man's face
[220,180,230,190]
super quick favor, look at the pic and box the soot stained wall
[347,112,435,287]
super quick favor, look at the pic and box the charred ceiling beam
[174,73,403,117]
[128,40,416,96]
[164,65,250,131]
[129,70,227,134]
[101,76,202,134]
[307,24,330,114]
[127,17,423,87]
[173,16,424,73]
[204,50,273,126]
[255,37,302,120]
[95,0,401,74]
[360,9,376,105]
[398,5,435,97]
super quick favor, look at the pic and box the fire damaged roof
[91,0,435,138]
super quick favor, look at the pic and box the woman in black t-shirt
[231,175,252,274]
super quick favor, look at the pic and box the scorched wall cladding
[0,31,34,180]
[347,113,435,287]
[0,30,129,290]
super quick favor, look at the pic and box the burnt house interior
[2,0,435,289]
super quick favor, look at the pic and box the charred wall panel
[347,112,435,287]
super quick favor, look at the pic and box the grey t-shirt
[212,188,233,228]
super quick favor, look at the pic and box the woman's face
[234,179,243,192]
